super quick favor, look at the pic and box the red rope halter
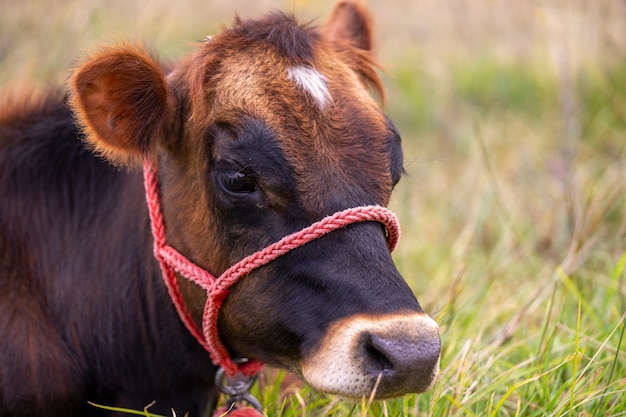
[143,159,401,378]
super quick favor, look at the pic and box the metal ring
[215,360,257,397]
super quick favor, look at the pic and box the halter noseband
[143,159,401,377]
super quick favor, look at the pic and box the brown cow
[0,1,440,416]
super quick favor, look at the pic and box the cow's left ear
[69,43,174,166]
[326,0,374,51]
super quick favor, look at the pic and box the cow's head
[69,1,440,400]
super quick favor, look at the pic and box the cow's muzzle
[301,312,440,399]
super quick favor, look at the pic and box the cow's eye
[220,170,257,194]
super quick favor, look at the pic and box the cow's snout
[360,324,441,396]
[301,313,440,399]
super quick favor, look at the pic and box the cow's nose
[361,325,441,396]
[301,313,441,399]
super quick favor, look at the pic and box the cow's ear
[326,0,374,51]
[69,43,174,166]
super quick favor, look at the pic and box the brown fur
[327,0,376,51]
[69,43,175,166]
[173,9,389,214]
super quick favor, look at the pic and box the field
[1,0,625,416]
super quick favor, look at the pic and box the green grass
[1,0,625,416]
[381,53,626,416]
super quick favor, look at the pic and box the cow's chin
[300,312,441,400]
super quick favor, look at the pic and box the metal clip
[215,361,263,413]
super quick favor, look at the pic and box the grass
[1,0,625,416]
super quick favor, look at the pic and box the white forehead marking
[287,65,333,109]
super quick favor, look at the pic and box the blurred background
[1,0,625,414]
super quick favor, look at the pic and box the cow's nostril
[364,334,394,374]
